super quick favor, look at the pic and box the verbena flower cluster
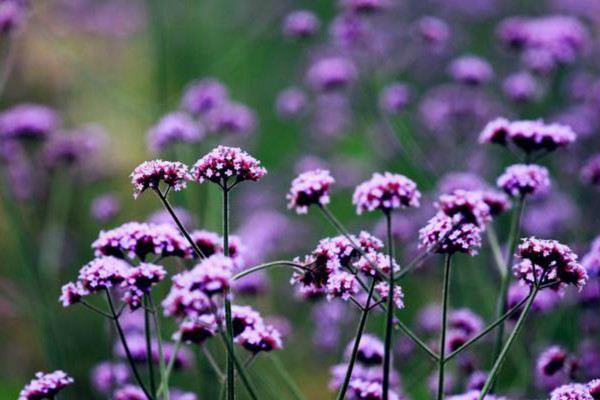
[287,169,335,213]
[352,172,421,214]
[130,160,190,198]
[19,371,74,400]
[191,145,266,187]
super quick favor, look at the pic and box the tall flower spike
[352,172,421,215]
[287,169,335,214]
[130,160,190,198]
[191,145,266,188]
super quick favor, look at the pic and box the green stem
[477,285,540,399]
[437,255,452,400]
[222,187,235,400]
[144,297,157,396]
[270,354,306,400]
[382,212,395,400]
[203,347,225,380]
[232,261,307,281]
[487,226,504,276]
[157,336,182,398]
[106,290,153,400]
[149,294,169,400]
[336,280,377,400]
[491,197,525,369]
[218,331,259,400]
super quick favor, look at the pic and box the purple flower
[379,83,410,114]
[282,10,320,39]
[438,172,489,194]
[446,391,504,400]
[92,222,192,260]
[231,305,264,336]
[419,213,482,256]
[411,16,451,50]
[353,172,421,214]
[147,112,204,152]
[171,254,233,297]
[90,194,120,223]
[42,126,104,169]
[276,87,307,119]
[90,362,129,394]
[59,281,86,307]
[0,0,27,35]
[191,145,267,187]
[581,154,600,186]
[76,256,129,293]
[535,345,573,390]
[523,193,577,237]
[306,56,358,91]
[348,379,400,400]
[507,282,558,315]
[190,230,221,257]
[417,303,441,334]
[346,334,384,365]
[374,281,404,309]
[481,190,512,217]
[121,263,166,310]
[466,371,488,391]
[355,251,399,278]
[287,169,335,214]
[148,207,194,230]
[497,164,550,198]
[174,314,218,345]
[19,371,74,400]
[236,324,283,353]
[130,160,190,198]
[339,0,391,14]
[449,308,483,336]
[0,103,59,141]
[502,71,539,103]
[204,102,256,136]
[326,270,359,300]
[180,78,228,115]
[550,383,594,400]
[435,189,491,227]
[448,55,494,85]
[513,237,587,291]
[588,379,600,399]
[479,117,511,145]
[170,389,198,400]
[114,385,146,400]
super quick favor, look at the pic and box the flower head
[379,83,410,114]
[148,112,204,152]
[204,102,256,136]
[114,385,146,400]
[503,71,539,103]
[448,55,494,85]
[550,383,594,400]
[0,103,59,141]
[339,0,391,13]
[497,164,550,198]
[306,56,358,91]
[287,169,335,214]
[172,255,233,297]
[435,189,491,227]
[276,87,307,119]
[375,282,405,309]
[122,263,167,309]
[90,194,120,223]
[282,10,320,39]
[90,362,129,394]
[19,371,74,400]
[175,314,218,345]
[191,145,266,187]
[92,222,192,260]
[326,270,359,301]
[236,324,283,353]
[346,334,384,366]
[352,172,421,214]
[130,160,190,198]
[59,282,87,307]
[181,78,228,115]
[0,0,27,35]
[77,256,129,293]
[419,213,482,256]
[535,345,573,390]
[581,154,600,186]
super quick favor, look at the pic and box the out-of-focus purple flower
[181,78,228,116]
[0,103,59,141]
[448,55,494,85]
[90,362,129,394]
[121,263,166,310]
[523,193,577,237]
[311,93,352,137]
[373,211,420,244]
[190,230,220,257]
[427,370,455,396]
[513,237,587,291]
[497,164,550,198]
[114,384,146,400]
[19,371,74,400]
[329,13,372,49]
[417,303,441,334]
[535,345,574,390]
[449,308,483,336]
[282,10,320,39]
[507,282,559,316]
[276,87,307,120]
[174,314,218,345]
[550,383,594,400]
[479,118,576,153]
[438,172,488,194]
[496,15,589,73]
[553,104,599,140]
[445,391,505,400]
[379,83,410,114]
[411,16,451,50]
[581,154,600,187]
[578,342,600,381]
[42,127,104,169]
[147,112,203,152]
[287,169,335,214]
[306,56,358,91]
[148,207,194,230]
[313,300,350,349]
[419,213,482,256]
[236,323,283,353]
[191,145,266,187]
[339,0,391,13]
[90,194,120,223]
[466,371,488,390]
[93,222,192,260]
[353,172,421,214]
[0,0,27,35]
[236,210,293,264]
[204,102,256,136]
[481,190,512,217]
[503,71,540,102]
[130,160,190,198]
[344,333,384,365]
[170,389,198,400]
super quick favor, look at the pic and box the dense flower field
[1,0,600,399]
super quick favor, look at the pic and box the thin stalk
[477,285,540,399]
[154,188,206,259]
[491,197,525,366]
[144,297,156,397]
[270,354,306,400]
[487,226,504,276]
[218,331,259,400]
[437,255,452,400]
[157,336,182,398]
[203,347,225,380]
[106,290,153,400]
[232,261,308,281]
[382,212,395,400]
[222,187,235,400]
[149,295,169,400]
[444,293,531,363]
[336,280,377,400]
[80,301,114,319]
